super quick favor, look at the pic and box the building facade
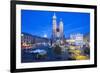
[21,32,49,49]
[70,33,84,46]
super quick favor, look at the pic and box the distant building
[21,32,49,49]
[70,33,84,46]
[21,33,34,44]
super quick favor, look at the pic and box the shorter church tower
[59,18,64,39]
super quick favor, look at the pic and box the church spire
[59,18,63,36]
[53,13,56,19]
[52,13,57,34]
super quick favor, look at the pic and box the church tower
[52,13,57,38]
[52,13,64,45]
[59,18,64,38]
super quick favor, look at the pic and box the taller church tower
[52,13,57,38]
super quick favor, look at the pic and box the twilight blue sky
[21,10,90,38]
